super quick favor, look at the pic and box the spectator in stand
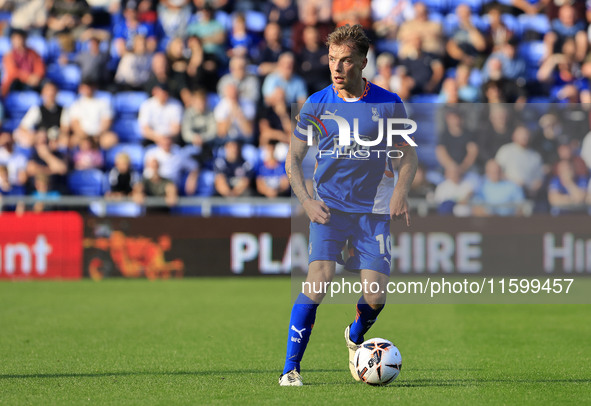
[214,140,253,197]
[291,1,334,55]
[495,125,544,199]
[186,35,219,93]
[481,77,526,104]
[581,130,591,171]
[398,34,444,95]
[26,131,68,194]
[296,0,332,24]
[372,52,396,92]
[534,112,567,167]
[482,38,526,83]
[115,34,153,91]
[9,0,48,36]
[0,165,13,196]
[0,132,27,194]
[46,0,93,53]
[434,165,474,216]
[455,63,479,102]
[68,81,118,150]
[144,135,199,195]
[552,143,589,178]
[408,164,435,203]
[145,52,190,106]
[157,0,191,40]
[257,22,288,76]
[258,87,291,145]
[214,82,255,143]
[256,141,290,198]
[112,1,158,58]
[548,159,588,210]
[72,35,111,89]
[227,13,258,60]
[182,89,217,147]
[265,0,299,27]
[217,56,260,104]
[106,152,141,198]
[472,159,525,217]
[165,37,192,106]
[436,109,479,176]
[32,173,61,212]
[485,5,513,53]
[138,82,183,146]
[134,157,178,207]
[537,39,591,103]
[437,77,460,103]
[477,104,514,168]
[445,4,487,67]
[15,81,69,149]
[73,137,104,170]
[186,5,226,62]
[331,0,372,29]
[296,25,331,94]
[372,0,413,42]
[544,3,587,63]
[397,2,443,58]
[1,29,45,97]
[262,52,307,106]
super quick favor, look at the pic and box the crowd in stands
[0,0,590,216]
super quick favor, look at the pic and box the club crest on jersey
[372,107,379,122]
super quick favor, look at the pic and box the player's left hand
[390,194,411,227]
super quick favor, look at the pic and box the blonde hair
[326,24,370,58]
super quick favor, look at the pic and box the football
[354,338,402,385]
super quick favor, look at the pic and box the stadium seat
[5,91,41,119]
[172,205,203,216]
[56,90,77,108]
[207,92,220,109]
[94,90,113,106]
[501,14,521,38]
[409,94,439,104]
[244,10,267,32]
[242,144,259,167]
[518,41,545,67]
[469,68,483,87]
[26,36,48,61]
[449,0,482,13]
[254,204,292,217]
[68,169,104,196]
[416,144,439,169]
[112,118,142,143]
[211,203,254,217]
[89,200,145,217]
[1,118,20,132]
[46,63,81,92]
[196,170,215,197]
[113,91,148,117]
[105,143,145,171]
[0,36,10,58]
[518,14,550,36]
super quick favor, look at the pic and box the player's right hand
[302,199,331,224]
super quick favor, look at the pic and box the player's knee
[363,290,386,308]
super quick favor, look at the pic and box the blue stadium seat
[409,94,439,104]
[113,91,148,117]
[242,144,259,167]
[518,14,550,36]
[56,90,77,107]
[501,14,521,37]
[518,41,545,67]
[46,64,81,91]
[416,144,439,169]
[112,118,142,143]
[2,118,20,132]
[94,90,113,106]
[449,0,482,14]
[196,170,215,197]
[212,204,254,217]
[90,201,145,217]
[0,36,10,58]
[68,169,104,196]
[244,10,267,32]
[172,206,203,216]
[207,92,220,109]
[26,36,48,61]
[105,143,145,171]
[5,91,41,118]
[254,204,292,217]
[469,68,483,87]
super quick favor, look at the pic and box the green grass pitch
[1,278,590,405]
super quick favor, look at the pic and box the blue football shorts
[308,209,392,275]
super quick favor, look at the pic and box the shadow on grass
[2,370,589,388]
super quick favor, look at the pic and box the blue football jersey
[294,80,413,214]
